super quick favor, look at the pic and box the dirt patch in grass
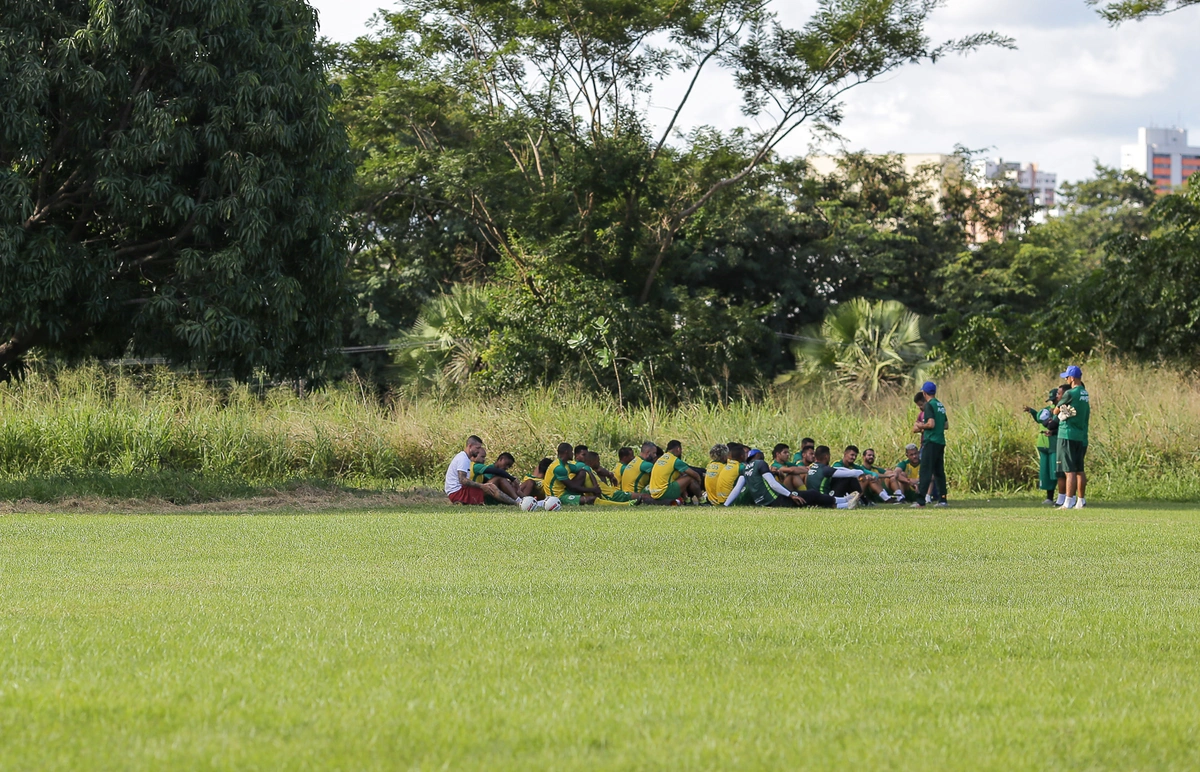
[0,484,449,514]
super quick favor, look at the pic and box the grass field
[3,502,1199,770]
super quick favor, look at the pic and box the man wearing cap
[912,380,948,507]
[1054,366,1091,509]
[1025,385,1065,506]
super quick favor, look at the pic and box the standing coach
[1054,365,1091,510]
[912,380,948,508]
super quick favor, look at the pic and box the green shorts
[652,481,682,502]
[560,493,584,506]
[1058,439,1087,474]
[606,490,633,503]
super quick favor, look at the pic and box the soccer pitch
[2,504,1199,770]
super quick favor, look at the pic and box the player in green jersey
[912,381,948,508]
[1054,365,1091,509]
[832,445,901,503]
[1024,386,1066,505]
[770,443,808,491]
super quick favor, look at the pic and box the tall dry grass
[0,362,1196,500]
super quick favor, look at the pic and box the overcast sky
[309,0,1200,183]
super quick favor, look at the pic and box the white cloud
[310,0,1200,182]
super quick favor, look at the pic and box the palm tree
[777,298,932,399]
[391,285,489,389]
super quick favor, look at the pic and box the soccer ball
[543,496,562,511]
[519,496,537,512]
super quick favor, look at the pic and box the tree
[1095,182,1200,361]
[1088,0,1200,22]
[0,0,351,379]
[777,298,931,399]
[331,0,1004,395]
[391,285,490,391]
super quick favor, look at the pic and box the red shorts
[447,487,484,505]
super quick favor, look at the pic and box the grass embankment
[2,504,1199,770]
[0,362,1198,501]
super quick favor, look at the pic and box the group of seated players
[446,434,928,511]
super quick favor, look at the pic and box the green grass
[3,503,1199,770]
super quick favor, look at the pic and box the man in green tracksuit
[1025,386,1065,505]
[912,380,948,507]
[1055,365,1091,510]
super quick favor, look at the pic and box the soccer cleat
[935,501,948,508]
[1042,499,1056,505]
[532,500,545,511]
[845,492,862,510]
[910,502,924,508]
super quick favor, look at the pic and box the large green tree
[0,0,350,379]
[332,0,1004,396]
[1095,182,1200,361]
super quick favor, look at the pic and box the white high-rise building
[1121,127,1200,193]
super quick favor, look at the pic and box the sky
[308,0,1200,184]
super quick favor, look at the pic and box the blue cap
[921,381,937,395]
[748,448,764,459]
[1060,365,1082,379]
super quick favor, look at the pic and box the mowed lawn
[2,504,1199,770]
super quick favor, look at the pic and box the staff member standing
[1025,386,1064,506]
[1054,365,1091,510]
[912,380,948,508]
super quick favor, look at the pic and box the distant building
[805,153,965,207]
[1121,127,1200,194]
[972,160,1057,210]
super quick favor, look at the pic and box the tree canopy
[0,0,351,379]
[1088,0,1200,22]
[330,0,1007,398]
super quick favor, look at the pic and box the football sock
[1056,493,1066,505]
[1063,497,1077,508]
[1077,497,1086,507]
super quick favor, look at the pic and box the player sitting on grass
[620,445,655,495]
[544,442,599,506]
[807,446,868,501]
[576,444,620,488]
[648,439,704,504]
[833,446,900,503]
[473,449,522,502]
[791,438,816,466]
[710,442,745,506]
[705,444,727,503]
[444,436,518,506]
[583,451,642,506]
[893,444,922,501]
[726,449,860,509]
[519,458,552,500]
[770,443,809,491]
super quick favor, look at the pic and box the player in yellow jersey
[519,457,552,500]
[711,442,746,505]
[648,439,704,504]
[621,443,656,494]
[582,451,642,506]
[705,444,728,503]
[543,442,599,505]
